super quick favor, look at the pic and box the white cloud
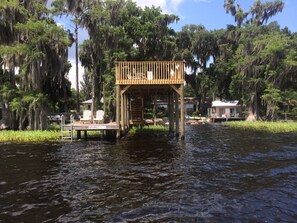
[194,0,210,2]
[134,0,185,13]
[68,59,84,89]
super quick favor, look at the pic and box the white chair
[94,110,104,123]
[80,110,91,123]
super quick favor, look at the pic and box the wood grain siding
[115,61,184,85]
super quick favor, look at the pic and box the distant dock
[210,117,245,122]
[61,122,119,141]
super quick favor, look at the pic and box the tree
[0,0,71,129]
[224,0,289,121]
[177,25,218,112]
[51,0,86,113]
[224,0,284,28]
[78,0,179,121]
[232,25,297,121]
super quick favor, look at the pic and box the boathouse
[115,61,185,139]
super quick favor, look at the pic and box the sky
[56,0,297,88]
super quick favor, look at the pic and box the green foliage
[0,0,72,130]
[128,125,169,137]
[144,113,153,119]
[226,121,297,133]
[0,130,60,143]
[77,0,180,119]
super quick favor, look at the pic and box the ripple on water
[0,125,297,222]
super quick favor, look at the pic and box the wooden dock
[210,117,245,122]
[61,122,119,141]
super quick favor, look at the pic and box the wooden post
[77,130,81,139]
[169,93,174,132]
[121,92,124,132]
[116,85,121,139]
[153,96,157,126]
[123,93,127,132]
[127,94,130,129]
[180,84,185,140]
[175,91,179,137]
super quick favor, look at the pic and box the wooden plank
[63,124,119,131]
[115,61,185,85]
[170,84,181,96]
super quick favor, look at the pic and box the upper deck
[115,61,184,85]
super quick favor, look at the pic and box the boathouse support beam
[169,93,174,132]
[116,85,121,139]
[175,92,179,137]
[121,92,125,132]
[124,93,128,132]
[170,85,181,96]
[180,84,185,140]
[121,85,131,95]
[126,94,130,129]
[153,95,157,126]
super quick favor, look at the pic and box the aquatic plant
[226,121,297,133]
[128,125,169,136]
[0,130,61,143]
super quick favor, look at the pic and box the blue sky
[170,0,296,32]
[57,0,296,87]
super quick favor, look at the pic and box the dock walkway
[61,122,119,141]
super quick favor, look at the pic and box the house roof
[212,100,240,107]
[82,98,104,104]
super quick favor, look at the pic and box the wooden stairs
[130,96,144,125]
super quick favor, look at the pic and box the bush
[144,113,153,119]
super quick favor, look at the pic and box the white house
[208,100,242,118]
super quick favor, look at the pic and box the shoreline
[1,122,297,143]
[225,121,297,134]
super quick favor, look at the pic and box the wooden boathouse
[61,61,185,141]
[115,61,185,139]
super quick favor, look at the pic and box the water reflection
[0,124,297,222]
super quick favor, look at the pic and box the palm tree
[52,0,85,113]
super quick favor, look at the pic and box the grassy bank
[226,121,297,133]
[0,130,61,143]
[128,125,169,137]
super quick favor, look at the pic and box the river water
[0,124,297,222]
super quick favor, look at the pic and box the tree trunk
[75,17,80,113]
[246,93,260,121]
[246,105,256,121]
[90,69,96,124]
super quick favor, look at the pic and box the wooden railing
[115,61,184,85]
